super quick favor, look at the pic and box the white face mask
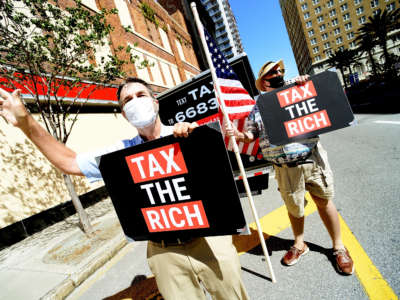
[123,96,157,128]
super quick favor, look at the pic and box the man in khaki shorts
[227,59,354,275]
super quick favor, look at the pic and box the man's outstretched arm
[0,88,83,175]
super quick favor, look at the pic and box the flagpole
[191,2,276,283]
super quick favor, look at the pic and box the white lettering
[183,204,203,226]
[160,148,181,174]
[172,177,191,201]
[146,211,164,230]
[155,181,175,203]
[130,156,145,179]
[148,154,165,177]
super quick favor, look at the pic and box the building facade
[200,0,244,59]
[86,0,202,93]
[280,0,400,83]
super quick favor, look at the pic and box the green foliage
[327,48,359,88]
[356,8,400,76]
[140,2,159,27]
[0,0,143,143]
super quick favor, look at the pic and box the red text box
[277,81,317,108]
[284,110,331,138]
[126,143,188,183]
[141,200,210,232]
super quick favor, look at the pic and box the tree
[327,48,359,88]
[357,8,400,77]
[0,0,141,234]
[354,31,380,79]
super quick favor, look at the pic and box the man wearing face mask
[227,60,354,276]
[0,77,249,300]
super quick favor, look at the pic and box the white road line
[374,121,400,125]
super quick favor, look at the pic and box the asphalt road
[67,113,400,300]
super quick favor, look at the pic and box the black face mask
[266,75,285,88]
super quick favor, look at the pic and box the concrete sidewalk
[0,198,127,300]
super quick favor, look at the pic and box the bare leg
[311,195,344,250]
[288,212,306,249]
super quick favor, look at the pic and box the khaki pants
[147,235,249,300]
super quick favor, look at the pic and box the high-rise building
[200,0,244,59]
[280,0,400,82]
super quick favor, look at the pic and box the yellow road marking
[339,215,398,300]
[235,193,398,300]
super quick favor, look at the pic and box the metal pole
[191,2,276,283]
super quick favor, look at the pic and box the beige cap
[255,59,285,91]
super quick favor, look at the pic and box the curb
[41,229,127,300]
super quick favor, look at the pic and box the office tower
[200,0,244,59]
[280,0,400,82]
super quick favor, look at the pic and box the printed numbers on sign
[175,98,219,122]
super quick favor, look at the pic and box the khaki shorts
[274,142,334,218]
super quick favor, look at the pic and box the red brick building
[81,0,202,94]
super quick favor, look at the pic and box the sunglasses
[267,69,285,76]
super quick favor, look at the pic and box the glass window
[324,42,331,48]
[301,3,308,10]
[387,2,396,10]
[320,24,326,31]
[343,13,350,20]
[330,9,337,16]
[359,16,366,24]
[315,6,322,13]
[338,46,345,51]
[311,38,317,44]
[371,0,379,7]
[334,28,341,35]
[350,41,357,48]
[341,3,348,11]
[304,12,311,19]
[318,15,324,22]
[315,55,321,61]
[347,32,355,39]
[308,29,315,36]
[306,21,313,27]
[312,0,320,4]
[345,22,353,30]
[332,18,339,26]
[336,36,343,44]
[322,33,329,40]
[313,46,320,53]
[354,0,362,4]
[327,0,335,7]
[356,6,364,14]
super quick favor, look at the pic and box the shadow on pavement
[103,275,163,300]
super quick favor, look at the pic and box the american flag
[204,28,259,156]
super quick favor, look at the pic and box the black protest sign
[256,71,355,145]
[98,123,246,241]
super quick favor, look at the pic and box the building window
[329,9,337,17]
[315,6,322,13]
[345,22,353,30]
[312,0,320,4]
[338,46,345,51]
[371,0,379,7]
[175,39,186,61]
[320,24,326,31]
[332,18,339,26]
[356,6,364,14]
[159,27,172,53]
[313,46,320,54]
[322,33,329,40]
[317,15,324,22]
[354,0,362,4]
[359,16,366,24]
[324,42,331,49]
[343,13,350,20]
[311,38,317,45]
[327,0,335,8]
[347,31,355,39]
[325,49,333,57]
[304,12,311,19]
[336,36,343,44]
[334,28,341,35]
[306,20,313,28]
[308,29,315,36]
[315,55,321,62]
[387,2,396,10]
[301,3,308,10]
[340,3,348,11]
[373,8,382,15]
